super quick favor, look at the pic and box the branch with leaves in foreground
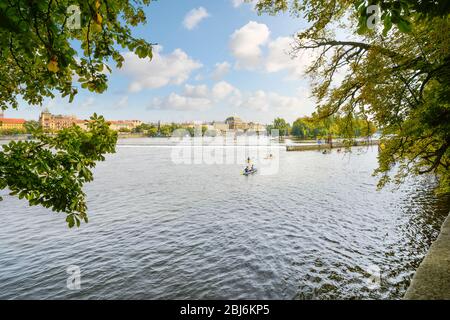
[0,114,117,228]
[0,0,153,110]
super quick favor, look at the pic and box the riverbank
[286,140,379,151]
[404,212,450,299]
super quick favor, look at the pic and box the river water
[0,138,448,299]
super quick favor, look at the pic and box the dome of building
[225,116,243,124]
[225,116,248,130]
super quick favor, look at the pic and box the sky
[8,0,319,124]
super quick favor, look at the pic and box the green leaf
[397,18,412,33]
[382,14,392,36]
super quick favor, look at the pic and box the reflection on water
[0,140,448,299]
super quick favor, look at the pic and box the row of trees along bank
[266,115,377,139]
[131,123,209,137]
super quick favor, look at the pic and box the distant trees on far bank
[266,118,290,137]
[132,123,209,137]
[266,115,377,139]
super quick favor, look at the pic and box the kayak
[243,168,257,176]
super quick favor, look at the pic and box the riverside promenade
[404,213,450,299]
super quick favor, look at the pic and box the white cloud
[229,22,317,79]
[146,79,313,119]
[148,81,241,111]
[183,7,210,30]
[194,73,204,81]
[265,36,318,79]
[232,0,245,7]
[183,84,209,98]
[147,79,314,118]
[266,37,301,77]
[212,61,231,79]
[230,21,270,69]
[120,46,202,92]
[150,93,212,111]
[232,0,256,8]
[212,81,239,100]
[238,90,302,112]
[232,89,316,121]
[180,81,241,102]
[267,92,304,111]
[241,90,269,112]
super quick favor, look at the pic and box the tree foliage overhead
[0,0,153,110]
[254,0,450,193]
[0,1,154,227]
[255,0,450,34]
[0,115,117,227]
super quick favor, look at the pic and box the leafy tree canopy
[254,0,450,35]
[0,115,117,227]
[0,0,154,227]
[253,0,450,193]
[0,0,153,110]
[291,115,376,139]
[271,117,291,136]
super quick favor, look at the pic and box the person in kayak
[246,157,252,170]
[244,157,255,174]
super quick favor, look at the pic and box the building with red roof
[0,112,26,130]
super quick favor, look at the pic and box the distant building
[0,118,26,130]
[212,121,229,133]
[39,110,78,131]
[225,116,247,130]
[108,120,142,131]
[210,117,266,133]
[247,122,266,133]
[39,111,142,132]
[75,119,89,131]
[0,112,26,130]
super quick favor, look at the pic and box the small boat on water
[243,168,257,176]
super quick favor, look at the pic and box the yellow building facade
[0,112,26,130]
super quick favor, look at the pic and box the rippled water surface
[0,139,448,299]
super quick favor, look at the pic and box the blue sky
[9,0,318,124]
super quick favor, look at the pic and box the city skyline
[1,109,271,126]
